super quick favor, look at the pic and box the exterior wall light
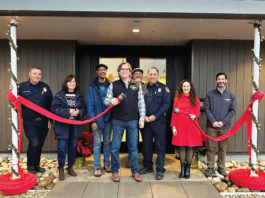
[132,28,140,33]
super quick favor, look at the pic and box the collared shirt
[105,80,146,122]
[204,88,236,129]
[217,87,225,94]
[144,81,171,120]
[18,80,53,119]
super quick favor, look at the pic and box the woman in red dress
[171,80,202,179]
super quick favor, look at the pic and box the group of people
[18,63,236,183]
[170,73,236,179]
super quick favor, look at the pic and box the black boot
[185,163,190,179]
[179,163,185,178]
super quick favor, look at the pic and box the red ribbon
[6,91,119,176]
[7,90,264,172]
[7,92,117,125]
[176,90,264,161]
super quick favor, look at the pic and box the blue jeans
[111,119,139,174]
[93,121,112,169]
[57,126,77,168]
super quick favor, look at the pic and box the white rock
[36,172,42,177]
[225,162,233,168]
[260,161,265,167]
[42,173,49,178]
[202,164,208,171]
[231,160,236,164]
[228,187,236,192]
[215,171,225,179]
[215,182,228,192]
[234,163,241,169]
[214,163,218,169]
[48,164,55,168]
[1,163,8,168]
[240,188,250,192]
[211,177,221,184]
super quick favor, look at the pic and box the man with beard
[204,72,236,177]
[132,68,144,83]
[87,64,112,177]
[125,68,145,169]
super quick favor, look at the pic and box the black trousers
[142,121,166,173]
[23,118,49,168]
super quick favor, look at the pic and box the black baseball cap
[96,64,108,71]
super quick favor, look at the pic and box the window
[99,57,126,82]
[139,58,166,84]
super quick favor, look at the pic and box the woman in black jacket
[51,74,87,180]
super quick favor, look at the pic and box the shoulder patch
[165,87,170,93]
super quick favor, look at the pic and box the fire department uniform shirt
[18,80,53,120]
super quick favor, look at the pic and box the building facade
[0,0,265,153]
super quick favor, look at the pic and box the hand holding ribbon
[173,90,264,160]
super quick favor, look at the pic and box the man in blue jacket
[87,64,112,177]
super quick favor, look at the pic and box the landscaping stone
[198,160,263,194]
[212,176,221,184]
[225,162,234,168]
[215,181,228,192]
[0,157,58,191]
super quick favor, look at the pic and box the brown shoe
[112,173,120,182]
[58,167,65,181]
[94,168,101,177]
[104,165,112,173]
[67,166,77,177]
[132,173,142,182]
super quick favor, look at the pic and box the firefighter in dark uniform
[18,67,53,174]
[139,67,170,180]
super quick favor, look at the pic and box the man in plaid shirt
[105,62,145,182]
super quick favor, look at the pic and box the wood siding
[2,40,263,153]
[192,40,265,153]
[0,40,76,152]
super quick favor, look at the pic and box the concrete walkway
[47,154,221,198]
